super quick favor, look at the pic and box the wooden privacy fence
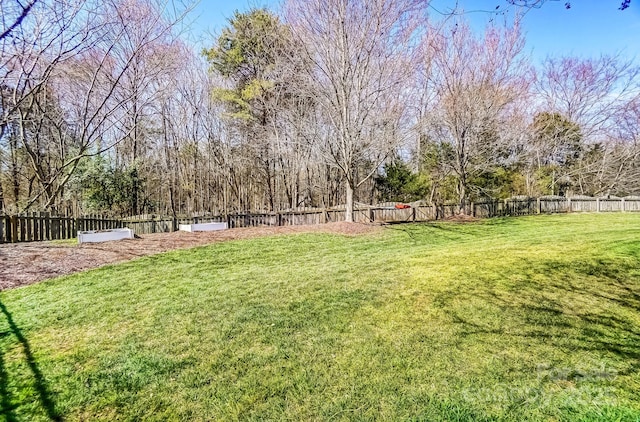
[123,215,225,235]
[118,196,640,234]
[122,209,349,234]
[472,197,640,216]
[0,213,122,243]
[2,196,640,243]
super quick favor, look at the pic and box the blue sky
[192,0,640,63]
[432,0,640,63]
[191,0,278,39]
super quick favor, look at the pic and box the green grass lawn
[1,213,640,421]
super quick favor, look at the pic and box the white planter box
[179,222,228,232]
[78,228,134,244]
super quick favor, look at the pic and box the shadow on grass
[0,329,16,422]
[387,221,485,243]
[435,256,640,365]
[0,301,61,421]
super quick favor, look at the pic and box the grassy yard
[1,213,640,421]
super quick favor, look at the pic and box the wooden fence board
[624,199,640,211]
[473,201,495,218]
[599,199,622,212]
[570,199,596,212]
[540,199,569,214]
[0,214,122,243]
[415,206,435,221]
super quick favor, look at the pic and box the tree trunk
[458,175,467,215]
[345,182,354,223]
[0,176,5,212]
[10,136,20,210]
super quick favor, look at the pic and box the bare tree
[284,0,426,221]
[575,97,640,196]
[0,0,188,213]
[0,0,93,212]
[535,55,640,195]
[421,20,531,211]
[0,0,39,42]
[536,55,640,140]
[107,0,185,215]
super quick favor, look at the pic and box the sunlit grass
[47,238,77,246]
[1,213,639,421]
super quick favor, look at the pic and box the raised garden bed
[78,228,134,244]
[179,222,228,232]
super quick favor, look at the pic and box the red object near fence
[395,204,411,209]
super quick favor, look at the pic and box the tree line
[1,0,638,222]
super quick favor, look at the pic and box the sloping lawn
[1,213,639,421]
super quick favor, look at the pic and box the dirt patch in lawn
[441,214,482,223]
[0,222,381,291]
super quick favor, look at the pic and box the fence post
[537,198,541,214]
[621,198,625,212]
[30,214,36,241]
[52,215,59,240]
[8,214,14,242]
[19,215,26,242]
[567,197,571,213]
[10,215,18,243]
[2,215,8,243]
[44,212,51,240]
[596,198,600,213]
